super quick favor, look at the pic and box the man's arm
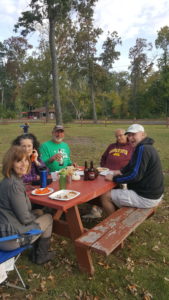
[113,145,149,184]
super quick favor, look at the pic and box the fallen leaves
[126,257,135,272]
[164,277,169,282]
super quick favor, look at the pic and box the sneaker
[82,205,102,219]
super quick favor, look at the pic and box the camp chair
[0,228,43,290]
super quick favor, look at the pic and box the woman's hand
[33,149,41,166]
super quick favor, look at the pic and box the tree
[155,26,169,116]
[14,0,75,125]
[1,37,32,109]
[155,26,169,68]
[128,38,153,117]
[72,0,101,123]
[99,31,121,71]
[21,41,52,121]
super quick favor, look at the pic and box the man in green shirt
[40,125,72,172]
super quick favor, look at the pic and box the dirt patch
[65,136,94,145]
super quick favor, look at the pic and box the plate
[97,167,109,173]
[76,166,84,171]
[100,170,114,176]
[49,190,80,201]
[31,187,54,196]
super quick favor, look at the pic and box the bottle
[39,167,47,188]
[58,149,63,166]
[88,161,95,180]
[84,161,89,181]
[31,150,36,162]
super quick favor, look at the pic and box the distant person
[12,133,46,184]
[84,128,134,218]
[100,124,164,215]
[20,122,29,134]
[39,125,72,172]
[0,146,55,264]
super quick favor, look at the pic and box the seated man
[100,128,133,170]
[100,124,164,215]
[84,128,133,218]
[40,125,72,172]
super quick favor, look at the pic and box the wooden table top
[27,175,116,212]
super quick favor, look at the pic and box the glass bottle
[31,150,36,162]
[84,161,89,181]
[58,149,63,166]
[88,161,95,180]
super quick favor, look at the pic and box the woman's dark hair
[2,146,31,178]
[12,133,40,154]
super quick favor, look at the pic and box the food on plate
[57,191,78,199]
[97,167,109,173]
[34,187,51,194]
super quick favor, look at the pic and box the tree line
[0,0,169,123]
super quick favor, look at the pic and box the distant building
[21,107,55,119]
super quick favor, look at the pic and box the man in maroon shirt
[83,128,133,218]
[100,128,133,170]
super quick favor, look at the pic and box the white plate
[31,187,54,196]
[97,167,109,173]
[49,190,80,201]
[100,170,114,176]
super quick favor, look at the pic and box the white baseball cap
[125,124,144,134]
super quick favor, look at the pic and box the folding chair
[0,228,43,290]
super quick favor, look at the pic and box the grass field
[0,122,169,300]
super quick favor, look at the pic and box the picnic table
[27,175,116,274]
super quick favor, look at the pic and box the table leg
[66,206,95,275]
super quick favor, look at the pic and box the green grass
[0,122,169,299]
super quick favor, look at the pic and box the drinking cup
[67,174,72,185]
[59,174,67,190]
[39,167,47,188]
[51,171,58,182]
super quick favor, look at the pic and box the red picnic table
[28,175,116,274]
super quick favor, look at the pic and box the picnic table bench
[75,205,159,274]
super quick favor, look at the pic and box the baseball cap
[125,124,144,134]
[53,125,64,132]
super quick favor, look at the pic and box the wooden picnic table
[27,175,116,274]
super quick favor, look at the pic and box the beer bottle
[31,150,36,162]
[58,149,64,166]
[84,161,89,180]
[88,161,95,180]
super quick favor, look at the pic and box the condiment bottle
[84,161,89,180]
[88,161,95,180]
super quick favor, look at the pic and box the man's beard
[53,137,64,143]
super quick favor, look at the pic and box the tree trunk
[45,100,49,123]
[88,62,97,123]
[49,18,62,125]
[89,80,97,123]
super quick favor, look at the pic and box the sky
[0,0,169,71]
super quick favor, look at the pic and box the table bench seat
[75,206,157,273]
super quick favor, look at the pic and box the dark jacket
[113,137,164,199]
[0,174,40,237]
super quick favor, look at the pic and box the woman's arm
[9,181,36,225]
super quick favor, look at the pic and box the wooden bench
[75,206,158,274]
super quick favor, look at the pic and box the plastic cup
[67,175,72,185]
[51,171,58,182]
[59,174,67,190]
